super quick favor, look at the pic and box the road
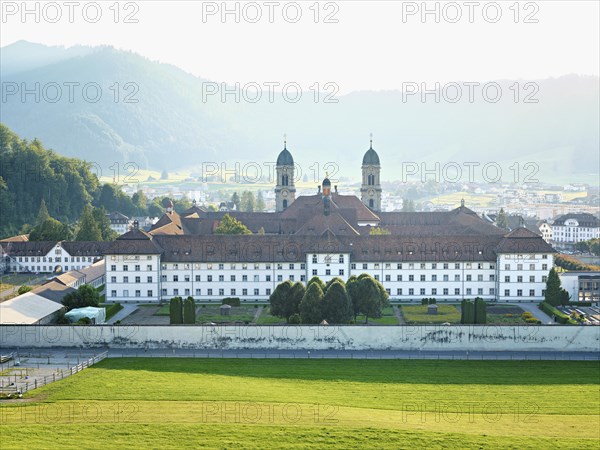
[519,303,555,324]
[106,304,138,324]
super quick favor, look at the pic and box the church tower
[275,136,296,212]
[360,135,382,211]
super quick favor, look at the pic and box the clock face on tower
[282,190,288,198]
[368,189,375,196]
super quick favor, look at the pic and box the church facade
[104,142,555,304]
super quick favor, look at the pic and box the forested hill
[0,124,100,237]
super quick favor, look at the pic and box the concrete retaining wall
[1,325,598,352]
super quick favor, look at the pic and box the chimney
[133,220,139,230]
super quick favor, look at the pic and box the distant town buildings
[551,213,600,247]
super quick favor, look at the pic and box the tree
[496,208,509,230]
[544,268,563,307]
[62,285,100,310]
[256,191,266,211]
[356,274,388,323]
[306,276,326,291]
[240,191,255,212]
[75,205,102,241]
[214,214,252,235]
[269,280,293,319]
[36,199,50,226]
[29,218,72,241]
[169,297,183,324]
[323,280,352,324]
[474,297,487,324]
[92,206,118,241]
[299,282,324,324]
[231,192,240,211]
[461,300,474,324]
[346,275,360,320]
[132,191,147,214]
[285,282,306,320]
[402,199,415,212]
[258,227,265,235]
[17,285,32,295]
[183,297,196,324]
[369,227,391,235]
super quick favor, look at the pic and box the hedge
[539,301,571,324]
[222,297,241,307]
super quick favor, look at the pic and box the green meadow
[1,359,598,449]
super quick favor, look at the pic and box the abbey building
[104,142,556,304]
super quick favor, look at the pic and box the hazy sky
[1,1,599,93]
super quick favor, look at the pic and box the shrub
[222,297,241,307]
[421,298,429,305]
[288,313,301,324]
[539,301,571,325]
[428,298,437,305]
[169,297,183,324]
[183,297,196,324]
[17,285,32,295]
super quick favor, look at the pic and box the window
[242,289,248,296]
[231,289,236,296]
[385,275,391,282]
[351,263,356,270]
[420,275,426,282]
[490,275,495,281]
[266,275,271,282]
[312,255,317,263]
[219,275,224,282]
[254,289,259,295]
[397,275,402,281]
[397,288,402,295]
[542,276,547,282]
[517,264,523,271]
[529,264,535,271]
[231,275,236,282]
[161,288,167,296]
[134,290,141,297]
[466,275,472,281]
[289,263,294,270]
[529,276,535,283]
[161,275,167,282]
[443,274,448,281]
[443,263,448,269]
[230,264,236,270]
[266,264,271,270]
[504,289,510,296]
[219,264,224,270]
[207,275,213,282]
[477,288,483,295]
[477,275,483,282]
[432,275,437,282]
[277,264,283,270]
[135,276,140,283]
[111,276,116,283]
[409,288,414,295]
[397,263,403,269]
[529,289,535,297]
[208,289,213,296]
[466,263,472,269]
[277,275,283,282]
[455,263,460,269]
[123,290,129,297]
[432,263,437,269]
[147,265,152,271]
[542,255,548,259]
[490,288,495,295]
[420,288,426,295]
[420,263,426,270]
[517,276,523,283]
[339,255,344,263]
[339,270,345,276]
[443,288,448,295]
[363,263,368,270]
[517,289,523,297]
[135,265,140,271]
[374,263,380,269]
[542,264,548,270]
[301,275,306,282]
[219,289,224,296]
[409,275,414,281]
[196,289,201,296]
[173,289,179,296]
[505,276,510,283]
[454,288,460,295]
[374,275,379,281]
[254,275,259,282]
[184,275,190,282]
[173,275,179,282]
[385,263,391,270]
[301,263,306,270]
[325,269,331,276]
[266,289,271,295]
[111,290,117,297]
[466,288,472,295]
[242,275,248,282]
[504,264,510,271]
[196,275,201,282]
[290,275,295,281]
[123,276,129,283]
[432,288,437,295]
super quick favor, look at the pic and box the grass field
[0,359,597,449]
[355,306,398,325]
[402,304,462,324]
[0,273,39,294]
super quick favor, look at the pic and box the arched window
[283,199,288,209]
[369,199,374,208]
[368,174,375,186]
[282,174,288,186]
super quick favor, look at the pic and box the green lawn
[0,273,40,293]
[0,359,597,449]
[100,303,123,321]
[196,305,256,324]
[355,306,399,325]
[402,305,461,324]
[256,307,287,324]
